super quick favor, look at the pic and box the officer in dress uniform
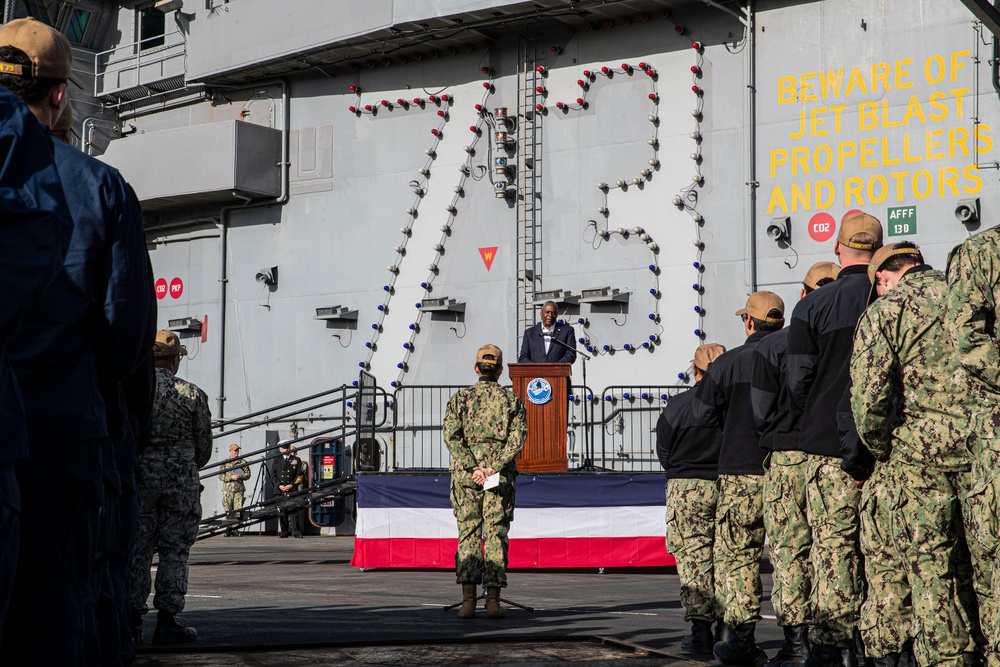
[219,444,251,536]
[276,441,305,538]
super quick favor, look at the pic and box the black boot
[870,653,900,667]
[963,652,985,667]
[128,610,144,646]
[716,620,734,644]
[764,624,810,667]
[804,644,854,667]
[151,610,197,645]
[714,622,767,667]
[680,619,715,655]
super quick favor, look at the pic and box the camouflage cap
[476,343,503,366]
[152,329,187,357]
[837,212,883,251]
[735,291,785,324]
[866,242,922,303]
[692,343,726,372]
[803,261,840,290]
[0,18,83,88]
[229,443,240,452]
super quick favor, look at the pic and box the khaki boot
[458,583,477,618]
[485,587,504,619]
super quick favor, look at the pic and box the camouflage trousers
[803,453,861,647]
[716,474,765,627]
[450,470,515,588]
[128,482,202,616]
[665,477,722,622]
[859,462,912,657]
[763,451,813,627]
[966,463,1000,667]
[889,464,980,667]
[222,485,245,513]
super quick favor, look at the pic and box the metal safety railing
[198,378,690,482]
[93,28,187,103]
[191,374,690,537]
[373,382,689,473]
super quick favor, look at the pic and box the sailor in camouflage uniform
[947,227,1000,666]
[443,344,527,619]
[853,243,987,667]
[785,213,883,665]
[128,330,211,645]
[692,291,786,667]
[219,443,251,536]
[751,262,838,667]
[656,342,726,655]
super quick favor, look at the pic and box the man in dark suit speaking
[518,301,577,365]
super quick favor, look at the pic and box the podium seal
[526,378,553,405]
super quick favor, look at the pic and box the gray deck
[134,534,785,665]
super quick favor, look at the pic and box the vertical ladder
[516,35,543,347]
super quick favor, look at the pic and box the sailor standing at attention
[444,344,527,619]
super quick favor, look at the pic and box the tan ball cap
[0,17,83,87]
[803,261,840,290]
[735,291,785,324]
[837,212,883,251]
[229,444,240,452]
[692,343,726,372]
[152,329,188,358]
[866,243,922,303]
[476,343,503,366]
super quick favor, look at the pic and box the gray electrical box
[100,120,282,211]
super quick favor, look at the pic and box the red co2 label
[807,213,836,243]
[168,277,184,299]
[155,278,168,300]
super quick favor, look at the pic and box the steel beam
[960,0,1000,38]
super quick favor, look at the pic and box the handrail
[201,423,357,479]
[213,384,351,429]
[194,379,689,477]
[93,28,186,98]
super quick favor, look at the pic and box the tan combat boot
[485,587,504,619]
[458,583,477,618]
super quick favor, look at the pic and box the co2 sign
[155,277,185,300]
[807,212,836,243]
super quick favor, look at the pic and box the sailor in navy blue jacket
[0,86,72,467]
[517,301,577,365]
[9,128,151,448]
[0,84,72,654]
[0,21,152,663]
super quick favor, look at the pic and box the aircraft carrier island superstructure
[20,0,1000,520]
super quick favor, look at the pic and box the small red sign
[155,278,167,300]
[807,213,836,243]
[478,246,498,271]
[169,277,184,299]
[322,455,336,465]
